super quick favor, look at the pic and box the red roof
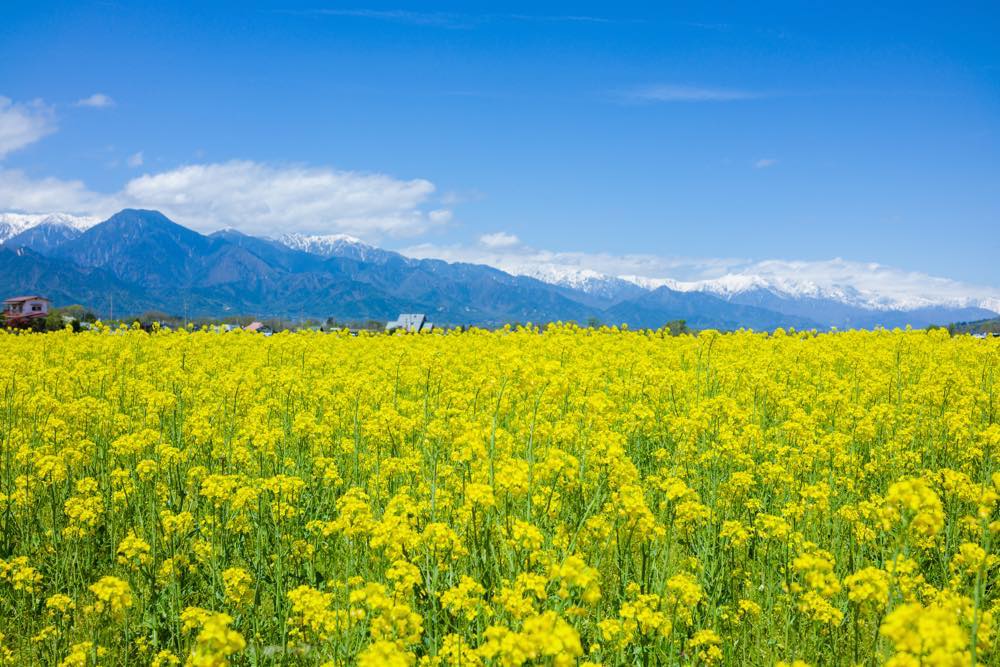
[3,295,49,304]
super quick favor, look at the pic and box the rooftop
[3,295,49,304]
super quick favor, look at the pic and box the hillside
[1,209,995,331]
[949,316,1000,335]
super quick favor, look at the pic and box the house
[243,321,273,335]
[386,313,434,333]
[3,295,51,325]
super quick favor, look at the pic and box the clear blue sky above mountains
[1,1,997,288]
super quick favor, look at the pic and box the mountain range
[1,209,996,330]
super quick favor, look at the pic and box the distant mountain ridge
[526,265,999,313]
[0,210,596,326]
[510,265,999,329]
[0,208,995,330]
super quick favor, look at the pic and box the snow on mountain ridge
[510,264,608,289]
[628,272,999,312]
[494,264,650,303]
[0,212,100,243]
[277,232,365,250]
[275,232,398,264]
[522,265,1000,314]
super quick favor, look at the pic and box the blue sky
[1,1,998,292]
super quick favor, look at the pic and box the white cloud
[429,209,453,224]
[127,151,144,167]
[0,160,449,238]
[754,158,777,169]
[402,239,736,282]
[479,231,520,248]
[623,85,760,103]
[74,93,115,108]
[0,169,118,215]
[0,97,55,159]
[123,161,443,236]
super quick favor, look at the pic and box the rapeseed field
[1,324,998,666]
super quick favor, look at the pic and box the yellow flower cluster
[480,611,583,667]
[0,324,997,665]
[86,576,133,617]
[183,610,246,667]
[0,556,43,593]
[440,575,486,621]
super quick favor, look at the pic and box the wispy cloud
[301,9,465,27]
[622,84,762,103]
[0,96,55,159]
[290,9,618,29]
[501,14,617,24]
[127,151,144,167]
[754,158,778,169]
[428,209,453,224]
[74,93,115,108]
[479,232,521,249]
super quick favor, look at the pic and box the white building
[3,295,51,324]
[386,313,434,333]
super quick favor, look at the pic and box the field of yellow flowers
[1,324,998,666]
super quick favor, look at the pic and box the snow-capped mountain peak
[512,264,609,290]
[497,264,645,302]
[617,274,680,291]
[278,232,365,253]
[514,264,1000,316]
[0,212,100,244]
[275,232,399,264]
